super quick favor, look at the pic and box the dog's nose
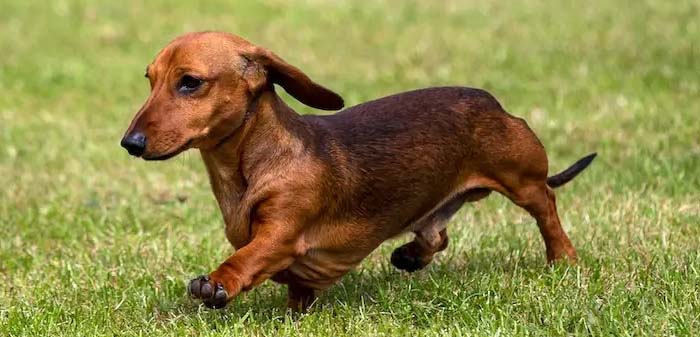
[121,132,147,157]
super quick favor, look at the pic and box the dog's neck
[199,89,312,214]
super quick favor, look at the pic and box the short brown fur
[121,32,596,311]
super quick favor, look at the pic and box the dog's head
[121,31,343,160]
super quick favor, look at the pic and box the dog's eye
[177,75,203,94]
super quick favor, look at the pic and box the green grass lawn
[2,0,699,336]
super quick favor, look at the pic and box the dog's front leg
[188,224,300,309]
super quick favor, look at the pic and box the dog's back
[304,87,534,236]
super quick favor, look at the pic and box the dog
[121,31,596,311]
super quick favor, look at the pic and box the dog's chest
[284,249,359,289]
[201,154,253,249]
[280,223,387,289]
[205,179,251,248]
[207,176,252,249]
[220,202,252,249]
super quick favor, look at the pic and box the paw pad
[188,275,228,309]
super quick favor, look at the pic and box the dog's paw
[390,245,428,272]
[188,275,228,309]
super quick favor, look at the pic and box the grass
[1,0,699,335]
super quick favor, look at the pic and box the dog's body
[121,32,595,311]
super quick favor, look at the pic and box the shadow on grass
[320,247,549,307]
[158,246,557,327]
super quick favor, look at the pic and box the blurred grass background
[1,0,699,336]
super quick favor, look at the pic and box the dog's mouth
[142,139,193,161]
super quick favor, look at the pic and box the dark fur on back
[304,87,520,233]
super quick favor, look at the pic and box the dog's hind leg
[391,228,449,273]
[391,189,490,272]
[505,182,577,263]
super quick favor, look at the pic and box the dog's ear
[242,47,344,111]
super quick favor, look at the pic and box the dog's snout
[121,132,147,157]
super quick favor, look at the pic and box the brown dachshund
[121,32,596,311]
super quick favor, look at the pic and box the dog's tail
[546,152,597,188]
